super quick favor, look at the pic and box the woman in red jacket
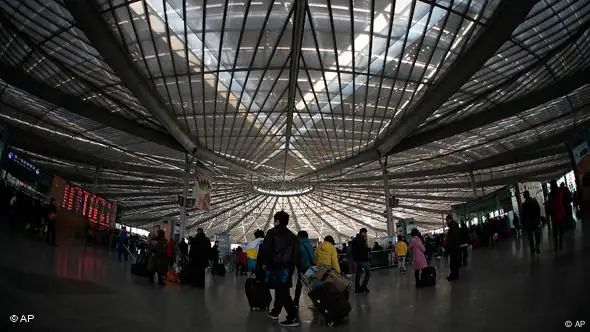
[166,239,177,269]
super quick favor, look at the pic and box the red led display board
[61,184,112,227]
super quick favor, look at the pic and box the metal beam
[293,195,350,240]
[63,0,271,180]
[188,193,258,229]
[391,162,570,190]
[0,65,182,152]
[287,199,302,233]
[326,129,573,183]
[98,192,181,198]
[321,187,470,203]
[317,189,445,226]
[239,197,276,242]
[225,196,268,233]
[92,180,182,187]
[391,70,590,154]
[397,204,450,215]
[283,0,308,178]
[296,0,538,179]
[263,197,279,233]
[310,193,387,233]
[120,201,177,212]
[3,120,184,178]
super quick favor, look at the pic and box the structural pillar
[381,159,395,237]
[180,155,191,240]
[513,183,522,215]
[469,170,478,199]
[91,165,101,194]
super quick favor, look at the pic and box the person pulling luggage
[294,230,315,308]
[262,211,301,327]
[409,229,428,287]
[352,228,371,293]
[445,215,461,281]
[315,236,341,273]
[188,228,211,288]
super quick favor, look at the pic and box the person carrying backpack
[293,230,315,307]
[245,229,265,278]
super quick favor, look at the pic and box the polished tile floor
[1,223,589,332]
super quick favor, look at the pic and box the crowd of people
[0,181,58,245]
[3,173,580,328]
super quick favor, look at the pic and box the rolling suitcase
[245,277,271,310]
[131,252,150,277]
[308,282,351,327]
[417,266,436,288]
[131,263,150,277]
[213,262,226,276]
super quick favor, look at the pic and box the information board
[61,184,113,227]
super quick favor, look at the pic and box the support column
[381,158,395,237]
[91,165,102,194]
[180,155,191,240]
[469,170,478,199]
[513,183,522,217]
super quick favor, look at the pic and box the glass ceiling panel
[1,0,587,237]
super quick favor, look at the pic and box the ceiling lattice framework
[0,0,588,241]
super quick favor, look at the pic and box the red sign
[61,184,112,227]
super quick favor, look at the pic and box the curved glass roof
[0,0,588,241]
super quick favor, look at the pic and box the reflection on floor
[1,224,589,331]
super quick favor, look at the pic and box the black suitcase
[417,266,436,288]
[213,263,226,276]
[131,263,150,277]
[308,282,351,327]
[245,278,271,310]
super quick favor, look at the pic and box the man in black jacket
[261,211,300,327]
[520,190,542,254]
[189,228,211,288]
[351,228,371,293]
[459,221,470,267]
[445,215,461,281]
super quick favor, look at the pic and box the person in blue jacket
[293,230,315,307]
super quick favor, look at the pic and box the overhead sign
[7,151,40,175]
[61,184,113,227]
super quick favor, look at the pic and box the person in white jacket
[245,229,265,278]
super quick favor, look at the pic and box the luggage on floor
[245,277,272,310]
[212,262,226,276]
[324,270,352,293]
[417,266,436,288]
[167,271,180,284]
[180,264,196,284]
[131,252,151,277]
[131,262,150,277]
[308,282,351,327]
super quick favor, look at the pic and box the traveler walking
[316,236,340,273]
[445,215,461,281]
[118,226,129,262]
[293,230,314,307]
[245,229,265,278]
[409,229,428,286]
[548,180,566,251]
[262,211,301,327]
[46,197,58,246]
[459,221,470,267]
[520,190,542,254]
[352,228,371,293]
[189,228,211,288]
[395,236,408,273]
